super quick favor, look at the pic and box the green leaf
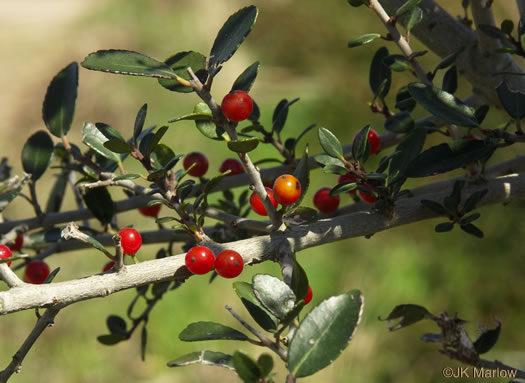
[474,105,490,125]
[442,66,458,94]
[444,180,464,212]
[314,154,345,168]
[83,187,115,225]
[81,49,177,78]
[113,173,141,181]
[384,55,411,72]
[147,126,168,158]
[209,6,258,76]
[272,98,299,134]
[233,351,262,383]
[435,222,454,232]
[257,354,274,378]
[369,47,391,100]
[288,290,364,377]
[384,112,414,133]
[158,51,207,93]
[95,122,126,142]
[461,223,484,238]
[151,144,176,169]
[395,0,422,17]
[330,182,358,196]
[43,267,60,284]
[290,257,309,301]
[420,199,446,215]
[22,130,54,182]
[395,86,416,112]
[192,103,225,140]
[352,125,371,163]
[204,172,229,195]
[82,122,121,163]
[406,139,495,177]
[107,315,127,336]
[228,138,259,153]
[46,173,68,213]
[42,62,78,138]
[253,274,296,319]
[233,282,279,332]
[496,81,525,120]
[388,128,427,183]
[318,128,344,160]
[405,6,423,34]
[167,351,234,370]
[460,212,480,225]
[103,139,133,154]
[141,325,147,361]
[293,123,317,151]
[232,61,260,92]
[134,104,148,141]
[179,321,250,342]
[408,83,478,127]
[156,216,177,224]
[434,48,463,72]
[97,334,126,346]
[347,33,381,48]
[288,146,310,210]
[322,164,347,175]
[379,304,432,331]
[463,189,488,213]
[474,320,501,354]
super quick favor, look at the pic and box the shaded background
[1,0,524,382]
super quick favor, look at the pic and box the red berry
[466,135,481,141]
[0,244,13,267]
[219,158,244,176]
[250,187,279,216]
[185,246,215,275]
[215,250,244,278]
[102,261,115,272]
[139,204,161,217]
[313,187,340,214]
[273,174,302,206]
[359,185,377,204]
[221,90,254,122]
[354,128,381,155]
[8,234,24,252]
[23,260,50,284]
[119,228,142,255]
[304,286,313,304]
[338,173,358,194]
[183,152,209,177]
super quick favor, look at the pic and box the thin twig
[0,264,24,288]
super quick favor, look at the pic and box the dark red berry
[338,173,358,194]
[219,158,244,176]
[250,187,279,216]
[313,187,340,214]
[185,246,215,275]
[139,204,161,217]
[24,260,50,284]
[359,185,377,204]
[119,228,142,255]
[215,250,244,278]
[102,261,115,272]
[367,129,381,155]
[8,234,24,252]
[466,135,481,141]
[0,244,13,267]
[221,90,254,122]
[183,152,209,177]
[304,286,313,304]
[273,174,302,206]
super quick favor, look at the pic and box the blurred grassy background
[1,1,524,382]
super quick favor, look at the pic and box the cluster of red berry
[250,174,302,215]
[185,246,244,278]
[0,242,51,285]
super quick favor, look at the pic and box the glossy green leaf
[253,274,295,319]
[388,128,426,182]
[134,104,148,141]
[369,47,391,100]
[318,128,344,160]
[82,49,177,78]
[352,125,371,162]
[444,180,464,213]
[227,137,259,153]
[384,55,411,72]
[179,321,249,342]
[151,144,176,169]
[434,48,463,72]
[322,164,347,175]
[379,304,432,331]
[420,199,446,215]
[167,351,234,370]
[272,98,299,134]
[22,130,54,182]
[496,81,525,120]
[474,320,501,354]
[45,173,68,213]
[384,112,414,133]
[395,86,416,112]
[82,122,120,163]
[95,122,125,142]
[104,139,133,154]
[405,6,423,33]
[83,187,115,225]
[97,334,126,345]
[209,6,258,76]
[288,290,363,377]
[314,154,345,168]
[233,351,261,383]
[107,315,127,336]
[442,66,458,94]
[395,0,422,17]
[330,182,357,196]
[463,189,488,213]
[42,62,78,138]
[43,267,60,284]
[233,282,279,332]
[232,61,259,92]
[408,83,478,126]
[147,126,168,158]
[113,173,141,181]
[158,51,207,93]
[435,222,454,232]
[257,354,274,378]
[192,102,225,140]
[347,33,381,48]
[474,105,490,124]
[461,223,484,238]
[290,256,310,301]
[460,212,480,225]
[406,139,495,177]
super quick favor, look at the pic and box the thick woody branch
[1,173,524,315]
[470,0,501,55]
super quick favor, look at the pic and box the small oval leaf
[158,51,207,93]
[167,351,234,369]
[253,274,296,319]
[179,321,250,342]
[232,61,260,92]
[227,137,259,153]
[318,128,344,160]
[347,33,381,48]
[22,130,54,181]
